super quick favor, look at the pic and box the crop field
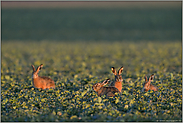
[1,2,182,121]
[1,7,181,41]
[1,41,182,122]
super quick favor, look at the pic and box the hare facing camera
[109,66,123,93]
[143,74,158,92]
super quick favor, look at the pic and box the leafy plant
[1,41,182,121]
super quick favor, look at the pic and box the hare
[143,74,158,92]
[31,64,55,90]
[92,79,121,97]
[109,66,123,93]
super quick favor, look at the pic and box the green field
[1,41,182,122]
[1,7,181,41]
[1,4,182,122]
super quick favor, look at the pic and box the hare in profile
[109,66,123,93]
[143,74,158,92]
[92,79,121,97]
[31,64,55,90]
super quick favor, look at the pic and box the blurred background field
[1,1,182,41]
[1,1,182,122]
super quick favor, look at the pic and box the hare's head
[111,66,123,82]
[143,74,154,90]
[92,79,110,92]
[31,64,43,78]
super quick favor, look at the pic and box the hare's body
[110,81,122,93]
[109,67,123,93]
[32,76,55,90]
[143,83,158,92]
[143,74,158,92]
[92,79,120,97]
[31,64,55,89]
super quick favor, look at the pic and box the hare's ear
[144,75,147,82]
[118,66,124,75]
[111,67,117,75]
[102,79,110,86]
[36,64,43,73]
[149,74,154,81]
[31,65,35,71]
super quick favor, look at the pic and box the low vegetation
[1,41,182,121]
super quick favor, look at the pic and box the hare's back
[40,76,55,87]
[150,84,158,91]
[106,87,120,94]
[106,87,120,97]
[97,87,120,97]
[108,86,120,92]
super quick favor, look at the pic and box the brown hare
[143,74,158,92]
[109,66,123,93]
[92,79,121,97]
[31,64,55,90]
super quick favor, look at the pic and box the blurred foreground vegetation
[1,41,182,121]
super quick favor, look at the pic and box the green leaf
[5,75,10,80]
[81,90,88,97]
[98,97,102,103]
[115,98,119,104]
[70,115,78,120]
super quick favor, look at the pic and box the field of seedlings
[1,2,182,121]
[1,41,182,122]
